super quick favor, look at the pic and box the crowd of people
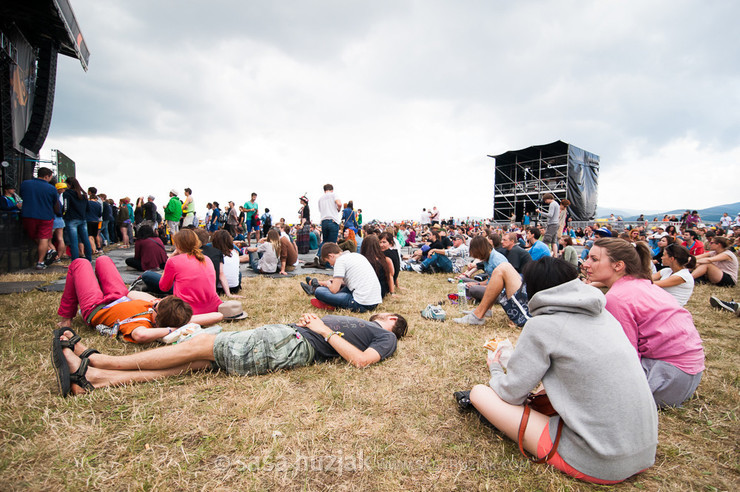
[9,168,740,485]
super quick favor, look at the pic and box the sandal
[54,328,81,353]
[51,335,71,397]
[69,354,96,393]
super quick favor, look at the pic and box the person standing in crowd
[243,192,260,246]
[19,167,59,269]
[181,188,195,227]
[226,201,239,236]
[164,189,182,239]
[208,201,221,233]
[309,184,342,267]
[51,183,67,261]
[86,187,103,255]
[539,193,560,253]
[142,195,158,228]
[63,177,93,262]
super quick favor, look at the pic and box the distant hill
[597,202,740,223]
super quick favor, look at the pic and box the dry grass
[0,269,738,491]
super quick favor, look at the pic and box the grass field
[0,266,738,490]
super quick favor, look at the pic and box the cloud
[43,0,740,221]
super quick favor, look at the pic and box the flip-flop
[51,335,71,397]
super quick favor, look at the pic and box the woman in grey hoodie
[468,257,658,484]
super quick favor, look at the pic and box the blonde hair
[267,228,281,258]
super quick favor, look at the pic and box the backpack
[117,205,130,223]
[263,214,272,230]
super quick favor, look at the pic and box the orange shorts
[537,423,624,485]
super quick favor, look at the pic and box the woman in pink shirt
[583,238,704,408]
[159,229,221,315]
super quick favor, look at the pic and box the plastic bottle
[457,280,467,306]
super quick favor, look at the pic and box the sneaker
[709,296,739,314]
[421,304,446,321]
[44,249,58,266]
[129,277,147,292]
[453,313,485,325]
[305,277,320,289]
[462,309,493,318]
[310,298,335,311]
[35,262,47,270]
[453,390,472,410]
[410,264,423,273]
[300,282,315,296]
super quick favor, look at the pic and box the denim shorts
[213,324,315,376]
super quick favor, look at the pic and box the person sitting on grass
[141,229,223,315]
[412,234,470,274]
[57,255,223,343]
[243,228,281,274]
[51,312,407,397]
[651,243,695,306]
[300,243,382,312]
[525,226,552,261]
[583,238,705,408]
[691,236,738,287]
[453,260,529,327]
[457,236,508,302]
[125,224,167,272]
[461,257,657,485]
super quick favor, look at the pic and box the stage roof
[488,140,574,166]
[1,0,89,70]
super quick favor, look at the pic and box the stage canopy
[489,140,599,222]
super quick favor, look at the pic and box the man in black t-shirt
[53,313,408,395]
[500,232,532,273]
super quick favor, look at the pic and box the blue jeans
[318,219,339,258]
[314,286,377,312]
[100,220,111,245]
[421,253,453,273]
[65,219,93,261]
[141,271,173,296]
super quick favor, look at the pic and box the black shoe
[300,282,315,296]
[44,249,58,266]
[454,390,472,410]
[306,276,320,287]
[709,296,739,314]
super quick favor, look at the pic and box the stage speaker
[20,41,58,154]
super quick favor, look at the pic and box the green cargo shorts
[213,324,315,376]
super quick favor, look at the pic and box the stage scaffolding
[489,140,599,223]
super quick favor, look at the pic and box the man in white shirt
[303,243,382,312]
[316,184,342,262]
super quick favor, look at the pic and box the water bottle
[457,280,467,306]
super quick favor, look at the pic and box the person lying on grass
[57,256,223,343]
[463,257,657,484]
[51,312,407,396]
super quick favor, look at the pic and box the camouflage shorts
[213,324,315,376]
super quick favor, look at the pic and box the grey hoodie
[489,279,658,481]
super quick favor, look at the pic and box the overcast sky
[42,0,739,222]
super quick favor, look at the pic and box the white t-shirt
[222,250,241,288]
[420,211,431,225]
[720,216,731,227]
[318,192,341,224]
[658,267,694,306]
[333,252,382,306]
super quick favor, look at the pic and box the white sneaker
[462,309,493,318]
[453,313,485,325]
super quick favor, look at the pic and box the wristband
[324,331,344,342]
